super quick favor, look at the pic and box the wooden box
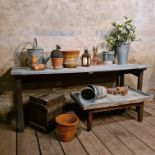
[28,91,66,132]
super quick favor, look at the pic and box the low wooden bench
[71,88,153,131]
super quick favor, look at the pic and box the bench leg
[137,102,144,122]
[87,110,93,131]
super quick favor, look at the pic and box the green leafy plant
[105,16,136,50]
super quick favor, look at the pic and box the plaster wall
[0,0,155,91]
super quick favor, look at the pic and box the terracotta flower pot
[51,58,63,69]
[55,113,79,142]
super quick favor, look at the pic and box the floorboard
[0,122,16,155]
[60,136,88,155]
[113,116,155,155]
[17,127,40,155]
[125,109,155,137]
[101,116,155,155]
[92,118,134,155]
[37,130,64,155]
[2,100,155,155]
[76,121,112,155]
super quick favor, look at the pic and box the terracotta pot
[55,113,79,142]
[51,58,63,69]
[62,50,80,68]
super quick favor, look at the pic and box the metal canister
[26,38,44,66]
[102,51,114,65]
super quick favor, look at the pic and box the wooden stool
[71,88,153,131]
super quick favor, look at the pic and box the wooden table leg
[120,74,124,86]
[13,78,24,132]
[135,71,144,111]
[137,102,144,122]
[137,71,144,90]
[87,110,93,131]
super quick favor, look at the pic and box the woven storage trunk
[28,91,66,132]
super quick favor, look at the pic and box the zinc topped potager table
[11,64,148,132]
[71,88,153,131]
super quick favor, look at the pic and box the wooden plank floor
[1,100,155,155]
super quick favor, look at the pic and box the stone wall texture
[0,0,155,91]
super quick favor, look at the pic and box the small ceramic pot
[55,113,79,142]
[51,58,63,70]
[62,50,80,68]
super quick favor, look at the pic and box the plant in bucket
[51,45,63,69]
[55,113,79,142]
[105,16,136,64]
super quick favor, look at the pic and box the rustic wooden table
[71,88,153,131]
[11,64,148,132]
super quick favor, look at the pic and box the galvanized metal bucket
[116,43,130,65]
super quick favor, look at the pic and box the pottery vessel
[62,50,80,68]
[51,58,63,70]
[55,113,79,142]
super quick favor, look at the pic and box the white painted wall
[0,0,155,90]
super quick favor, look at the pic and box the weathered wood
[145,101,155,109]
[29,91,65,108]
[144,106,155,116]
[124,110,155,138]
[87,110,93,131]
[11,64,148,75]
[119,74,124,86]
[71,88,152,110]
[112,115,155,153]
[0,123,16,155]
[37,131,64,155]
[71,88,152,130]
[137,71,144,90]
[28,91,65,132]
[92,119,134,155]
[101,117,155,155]
[145,116,155,127]
[85,103,141,131]
[11,64,147,132]
[12,101,155,155]
[13,77,24,132]
[76,121,111,155]
[17,127,40,155]
[60,136,88,155]
[18,72,117,89]
[137,102,144,122]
